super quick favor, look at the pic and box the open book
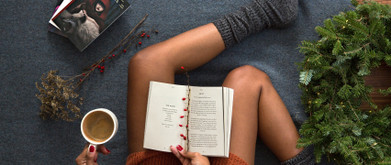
[143,81,234,158]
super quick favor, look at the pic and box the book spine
[185,86,191,151]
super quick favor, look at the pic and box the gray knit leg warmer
[281,146,316,165]
[213,0,298,48]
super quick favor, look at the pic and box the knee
[225,65,270,87]
[128,47,164,72]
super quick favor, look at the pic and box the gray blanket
[0,0,352,164]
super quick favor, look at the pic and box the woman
[76,0,315,164]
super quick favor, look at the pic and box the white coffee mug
[81,108,118,150]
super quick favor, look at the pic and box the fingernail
[106,148,111,153]
[89,145,95,153]
[176,145,183,151]
[94,158,97,162]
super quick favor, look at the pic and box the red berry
[147,35,150,38]
[100,70,104,73]
[112,54,115,57]
[101,66,105,70]
[180,66,184,70]
[139,42,142,45]
[142,33,145,35]
[93,65,96,67]
[102,60,105,62]
[109,57,111,59]
[184,109,187,111]
[123,49,126,53]
[180,134,184,137]
[180,115,184,118]
[97,65,101,69]
[183,136,187,140]
[179,124,183,127]
[186,125,188,127]
[182,98,186,100]
[82,73,85,76]
[79,79,82,81]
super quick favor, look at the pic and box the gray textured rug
[0,0,352,164]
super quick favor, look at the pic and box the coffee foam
[83,111,114,143]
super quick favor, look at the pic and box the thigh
[221,65,264,165]
[126,50,175,154]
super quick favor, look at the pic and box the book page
[188,86,225,156]
[143,81,189,152]
[223,87,234,157]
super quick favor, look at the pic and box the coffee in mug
[81,108,118,146]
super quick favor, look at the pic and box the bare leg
[127,23,225,154]
[127,24,303,164]
[222,65,304,163]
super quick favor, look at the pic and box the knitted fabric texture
[213,0,298,48]
[281,146,316,165]
[126,151,249,165]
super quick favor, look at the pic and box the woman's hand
[171,145,210,165]
[75,144,111,165]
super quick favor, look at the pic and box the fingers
[178,147,198,160]
[170,145,186,163]
[96,144,111,156]
[76,144,112,165]
[86,145,98,165]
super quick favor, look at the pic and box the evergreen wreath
[296,0,391,164]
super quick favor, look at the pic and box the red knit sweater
[126,151,248,165]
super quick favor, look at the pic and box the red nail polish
[94,158,97,162]
[179,124,183,127]
[89,146,95,152]
[106,148,111,153]
[177,145,183,151]
[184,109,187,111]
